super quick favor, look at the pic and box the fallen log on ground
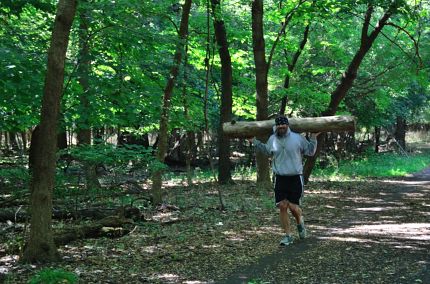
[54,215,134,245]
[223,115,356,138]
[0,206,141,223]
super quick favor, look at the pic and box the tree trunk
[394,116,406,150]
[303,3,396,182]
[180,41,193,185]
[57,130,68,150]
[9,132,19,151]
[5,132,10,151]
[77,2,101,190]
[22,0,77,263]
[151,0,192,205]
[212,0,233,184]
[252,0,270,186]
[57,111,68,150]
[374,126,380,153]
[223,116,355,138]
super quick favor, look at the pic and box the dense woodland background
[0,0,430,282]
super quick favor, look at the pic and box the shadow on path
[219,168,430,284]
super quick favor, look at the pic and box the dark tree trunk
[303,4,396,182]
[9,132,19,151]
[180,41,194,185]
[212,0,233,184]
[22,0,77,263]
[394,116,406,150]
[20,131,28,152]
[93,127,104,144]
[57,130,68,150]
[57,111,68,150]
[374,126,380,153]
[252,0,271,186]
[5,132,10,150]
[152,0,192,205]
[185,131,195,184]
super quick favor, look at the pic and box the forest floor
[1,156,429,283]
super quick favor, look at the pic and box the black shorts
[274,174,304,206]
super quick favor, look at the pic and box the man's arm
[248,137,272,156]
[302,133,320,156]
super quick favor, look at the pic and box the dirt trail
[220,168,430,284]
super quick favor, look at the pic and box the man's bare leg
[278,200,294,245]
[288,203,303,224]
[289,202,306,239]
[279,200,291,235]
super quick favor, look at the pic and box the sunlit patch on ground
[354,206,409,212]
[330,223,430,240]
[154,273,180,282]
[151,211,179,223]
[0,255,18,274]
[317,236,376,243]
[222,230,245,241]
[201,244,221,248]
[141,245,158,253]
[381,179,430,185]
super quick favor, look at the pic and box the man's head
[275,115,289,136]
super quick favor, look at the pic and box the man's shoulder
[289,131,303,138]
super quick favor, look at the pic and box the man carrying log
[249,115,320,246]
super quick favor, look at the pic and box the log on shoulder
[223,115,356,138]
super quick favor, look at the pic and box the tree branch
[267,0,307,71]
[361,4,373,44]
[385,22,423,68]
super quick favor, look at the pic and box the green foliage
[0,3,51,131]
[28,268,78,284]
[0,167,29,188]
[232,164,255,181]
[60,143,166,174]
[1,0,429,157]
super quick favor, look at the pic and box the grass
[313,150,430,180]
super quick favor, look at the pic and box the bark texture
[212,0,233,184]
[23,0,77,263]
[252,0,270,186]
[394,116,406,150]
[151,0,192,204]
